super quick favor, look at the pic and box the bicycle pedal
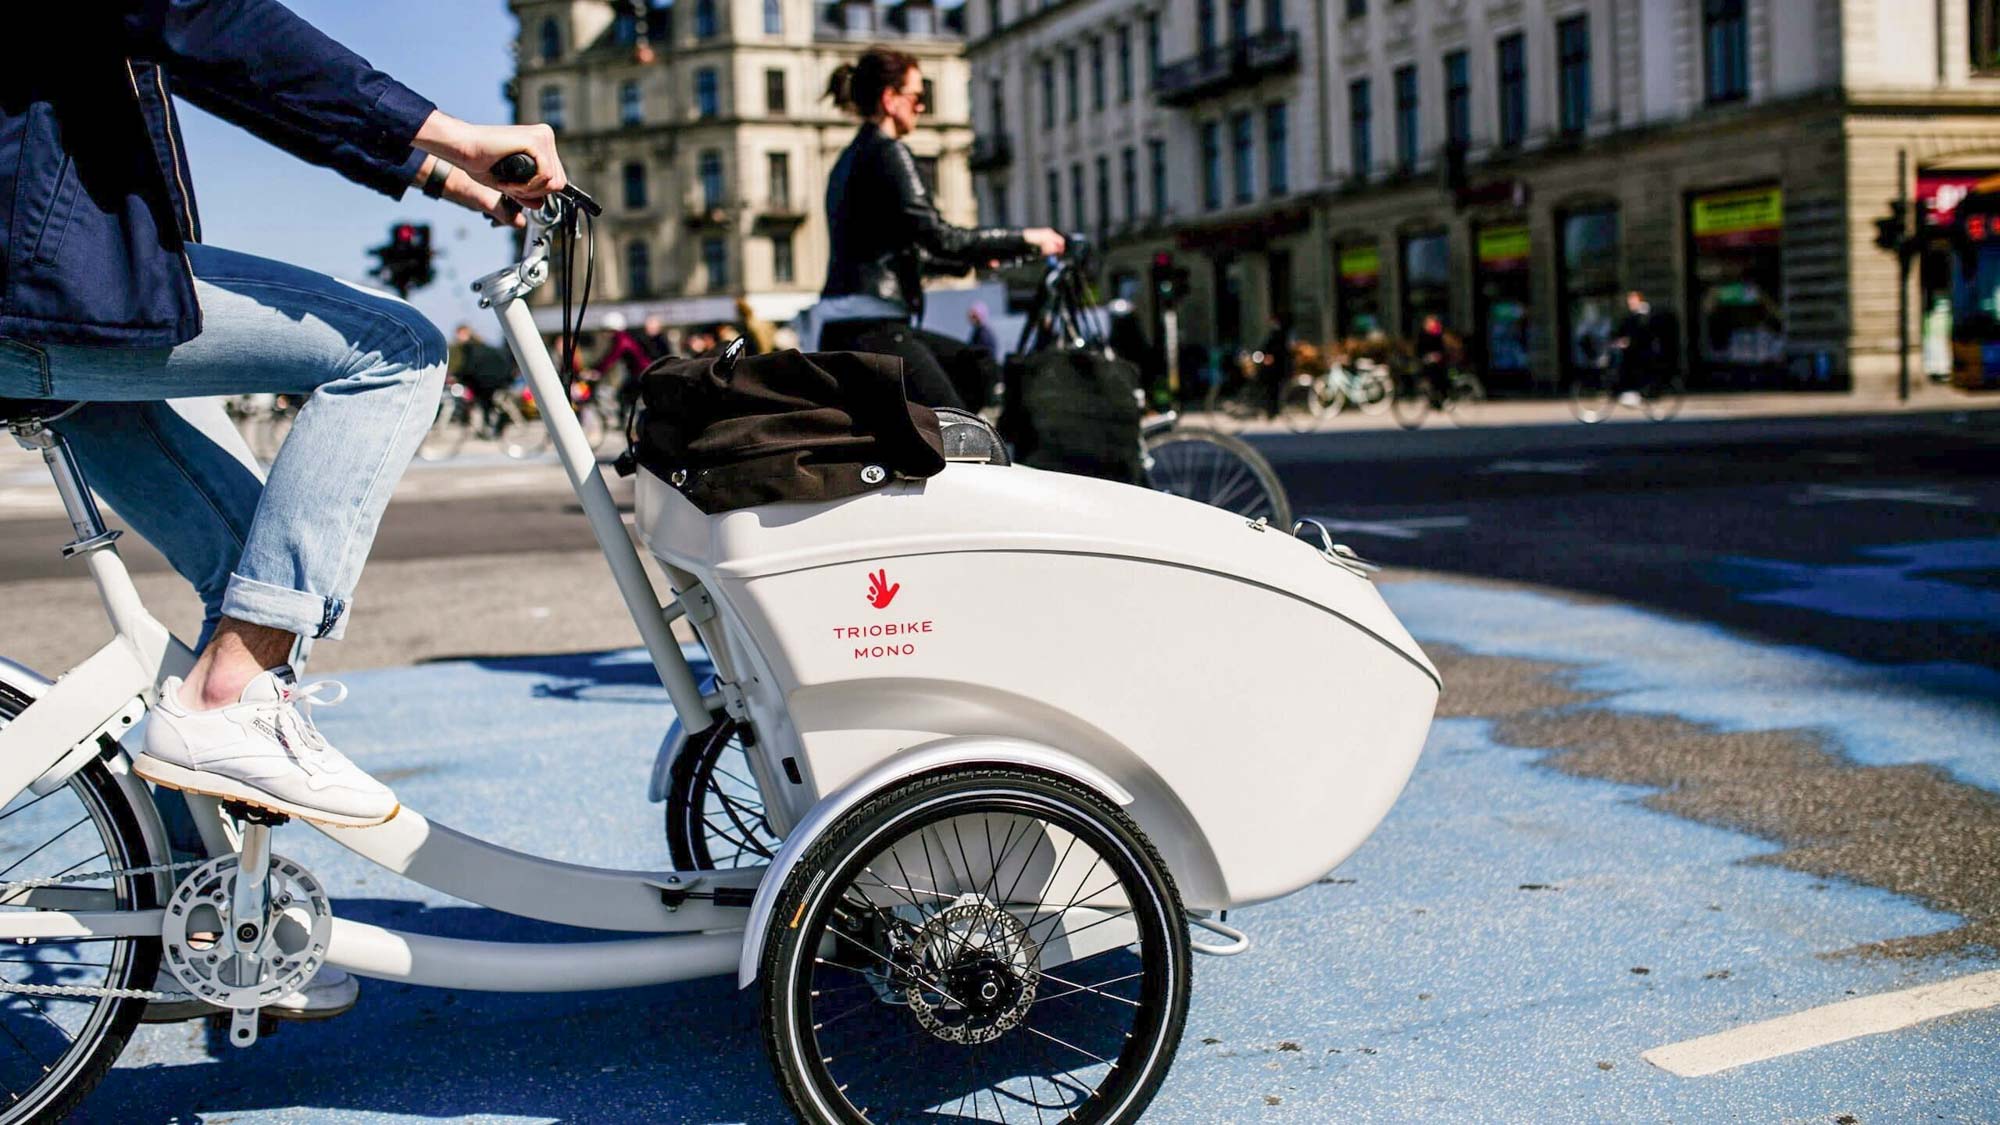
[220,800,290,828]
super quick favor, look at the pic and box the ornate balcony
[969,133,1014,172]
[1155,30,1301,107]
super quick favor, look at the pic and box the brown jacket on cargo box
[638,346,948,514]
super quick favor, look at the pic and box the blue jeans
[0,243,447,646]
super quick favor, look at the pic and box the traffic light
[1874,200,1910,256]
[1150,252,1191,306]
[370,222,434,298]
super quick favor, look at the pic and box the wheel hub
[905,900,1039,1044]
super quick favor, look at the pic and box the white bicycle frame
[0,198,765,993]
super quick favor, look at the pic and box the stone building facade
[968,0,2000,397]
[509,0,978,330]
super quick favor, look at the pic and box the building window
[1230,111,1254,203]
[622,161,648,210]
[1557,14,1590,136]
[1401,229,1450,332]
[1444,50,1469,152]
[1345,0,1366,18]
[1687,184,1785,387]
[539,86,565,131]
[1198,0,1218,53]
[764,0,783,35]
[620,80,643,127]
[1149,138,1167,216]
[990,78,1006,133]
[698,149,725,209]
[1201,120,1222,210]
[626,240,651,297]
[1089,37,1105,111]
[1393,64,1418,171]
[1047,170,1061,226]
[1117,25,1133,103]
[1227,0,1250,42]
[766,69,787,114]
[768,152,791,209]
[1704,0,1748,103]
[988,0,1004,34]
[695,69,720,118]
[915,155,939,196]
[1474,222,1533,386]
[612,9,638,46]
[1040,59,1055,128]
[1144,15,1161,86]
[538,17,561,62]
[922,78,935,117]
[1265,101,1289,197]
[694,0,718,39]
[844,1,872,33]
[1122,146,1138,224]
[1977,0,2000,72]
[1348,78,1371,178]
[1558,204,1621,377]
[772,231,795,283]
[1071,163,1085,237]
[645,2,672,42]
[992,181,1011,225]
[702,236,729,291]
[908,5,935,34]
[1264,0,1282,32]
[1096,155,1111,234]
[1497,32,1526,148]
[1335,239,1382,336]
[1064,48,1078,122]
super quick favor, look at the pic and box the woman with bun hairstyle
[815,48,1066,410]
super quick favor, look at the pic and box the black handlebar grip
[490,153,539,185]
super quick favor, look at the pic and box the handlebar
[488,152,602,218]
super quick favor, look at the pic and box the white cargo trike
[0,177,1439,1123]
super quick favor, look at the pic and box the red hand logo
[866,569,900,609]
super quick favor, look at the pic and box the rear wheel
[1444,371,1486,427]
[1143,426,1292,528]
[417,392,471,463]
[1279,376,1324,433]
[1351,367,1394,416]
[1642,377,1685,422]
[1569,367,1614,423]
[762,767,1191,1124]
[0,681,163,1123]
[1390,375,1432,430]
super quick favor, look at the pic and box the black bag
[999,349,1144,485]
[637,347,947,514]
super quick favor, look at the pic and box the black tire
[1279,376,1324,433]
[1444,371,1486,427]
[0,681,162,1124]
[1390,377,1432,430]
[1642,377,1685,422]
[664,713,781,871]
[1569,367,1613,423]
[1143,426,1293,528]
[761,767,1191,1125]
[417,393,471,463]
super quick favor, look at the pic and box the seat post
[11,422,113,551]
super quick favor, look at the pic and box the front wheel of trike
[761,767,1191,1124]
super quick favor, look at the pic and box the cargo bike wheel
[1142,426,1292,529]
[762,767,1190,1124]
[664,711,782,871]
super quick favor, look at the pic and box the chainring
[159,853,332,1011]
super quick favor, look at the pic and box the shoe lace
[232,680,349,768]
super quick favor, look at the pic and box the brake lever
[561,185,602,217]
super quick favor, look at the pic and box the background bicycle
[1389,354,1486,430]
[1277,347,1394,433]
[1569,351,1685,423]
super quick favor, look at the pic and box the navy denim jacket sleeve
[119,0,436,196]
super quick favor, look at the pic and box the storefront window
[1400,229,1450,336]
[1557,205,1620,377]
[1686,184,1785,388]
[1474,223,1531,390]
[1335,242,1383,339]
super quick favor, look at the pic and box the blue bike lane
[91,577,2000,1123]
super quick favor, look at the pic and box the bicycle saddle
[0,397,74,426]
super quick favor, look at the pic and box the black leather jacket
[822,124,1035,319]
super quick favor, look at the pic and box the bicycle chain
[0,858,207,1004]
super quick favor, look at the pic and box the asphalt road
[4,402,1998,1120]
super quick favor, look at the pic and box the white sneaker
[133,667,398,828]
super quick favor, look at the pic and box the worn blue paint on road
[88,581,2000,1122]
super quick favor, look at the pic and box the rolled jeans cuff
[219,572,350,641]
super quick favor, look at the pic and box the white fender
[736,736,1134,988]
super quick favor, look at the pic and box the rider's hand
[434,162,527,229]
[415,111,568,205]
[1023,228,1067,258]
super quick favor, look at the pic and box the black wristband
[420,159,452,200]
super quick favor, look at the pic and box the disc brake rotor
[159,853,332,1011]
[905,898,1040,1045]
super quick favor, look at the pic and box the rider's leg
[34,243,445,825]
[820,319,968,412]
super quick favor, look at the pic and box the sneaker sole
[129,754,398,829]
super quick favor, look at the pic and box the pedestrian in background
[450,324,516,436]
[1614,289,1658,405]
[1257,314,1294,420]
[967,302,998,356]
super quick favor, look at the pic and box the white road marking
[1642,970,2000,1077]
[1477,459,1594,475]
[1791,484,1976,508]
[1303,516,1471,540]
